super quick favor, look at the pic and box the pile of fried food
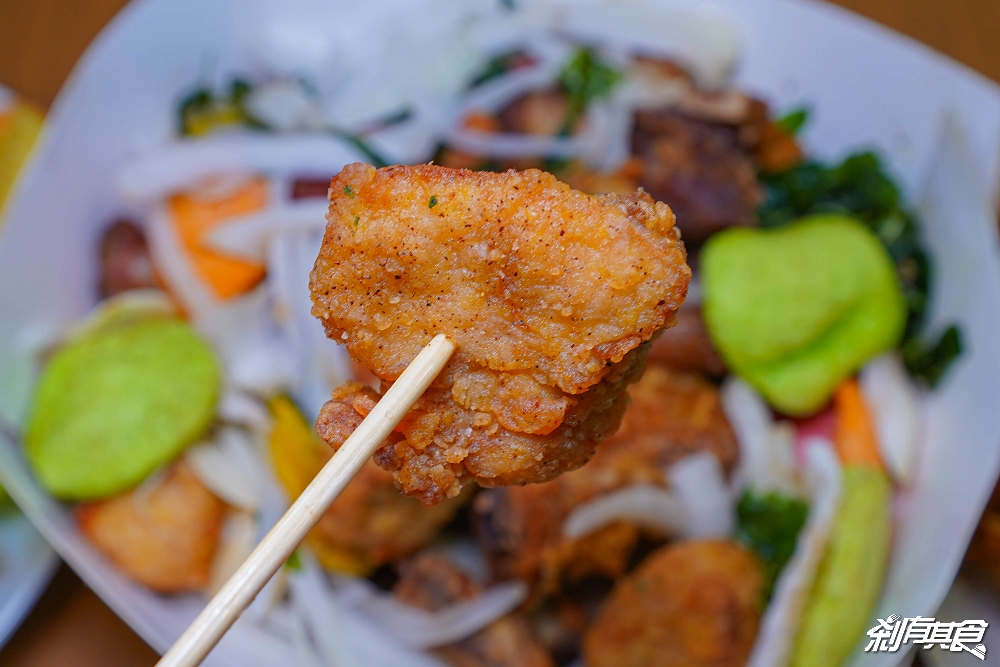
[306,163,759,667]
[24,33,941,666]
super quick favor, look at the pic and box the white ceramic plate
[2,1,1000,666]
[0,511,58,649]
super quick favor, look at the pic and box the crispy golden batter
[473,366,738,596]
[394,553,555,667]
[584,540,764,667]
[311,164,689,504]
[76,462,225,593]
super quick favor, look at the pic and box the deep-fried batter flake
[311,164,689,504]
[584,540,764,667]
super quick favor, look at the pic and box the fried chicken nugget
[394,552,554,667]
[311,164,690,505]
[76,462,225,593]
[473,366,738,596]
[584,540,764,667]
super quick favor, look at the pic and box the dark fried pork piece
[632,109,763,245]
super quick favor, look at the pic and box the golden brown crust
[311,164,688,393]
[311,164,689,504]
[583,540,764,667]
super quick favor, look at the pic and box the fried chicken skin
[311,164,690,505]
[76,462,225,593]
[583,540,764,667]
[473,366,738,596]
[394,553,555,667]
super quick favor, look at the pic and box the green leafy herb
[758,150,963,384]
[735,490,809,600]
[776,107,810,136]
[285,550,302,571]
[471,51,529,87]
[344,185,355,198]
[352,215,360,228]
[901,325,963,387]
[176,75,391,167]
[177,87,214,135]
[328,127,390,168]
[557,47,621,135]
[177,79,266,136]
[429,195,438,208]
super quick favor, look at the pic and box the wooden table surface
[0,1,999,666]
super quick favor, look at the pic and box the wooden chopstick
[155,334,456,667]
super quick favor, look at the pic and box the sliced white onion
[146,203,221,318]
[860,353,922,485]
[335,575,528,650]
[443,126,587,160]
[246,79,326,133]
[207,201,330,262]
[668,451,734,538]
[290,555,447,667]
[746,439,841,667]
[206,510,257,595]
[289,556,362,667]
[218,390,273,434]
[265,228,353,418]
[722,377,804,498]
[563,484,686,540]
[185,427,264,511]
[193,286,299,395]
[563,452,732,540]
[289,615,324,667]
[458,61,564,117]
[116,134,364,205]
[620,67,692,110]
[365,116,446,168]
[545,2,742,90]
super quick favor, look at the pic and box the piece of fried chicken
[311,164,690,505]
[76,462,225,593]
[584,540,764,667]
[472,365,738,598]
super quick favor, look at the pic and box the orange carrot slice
[833,378,884,470]
[169,177,268,299]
